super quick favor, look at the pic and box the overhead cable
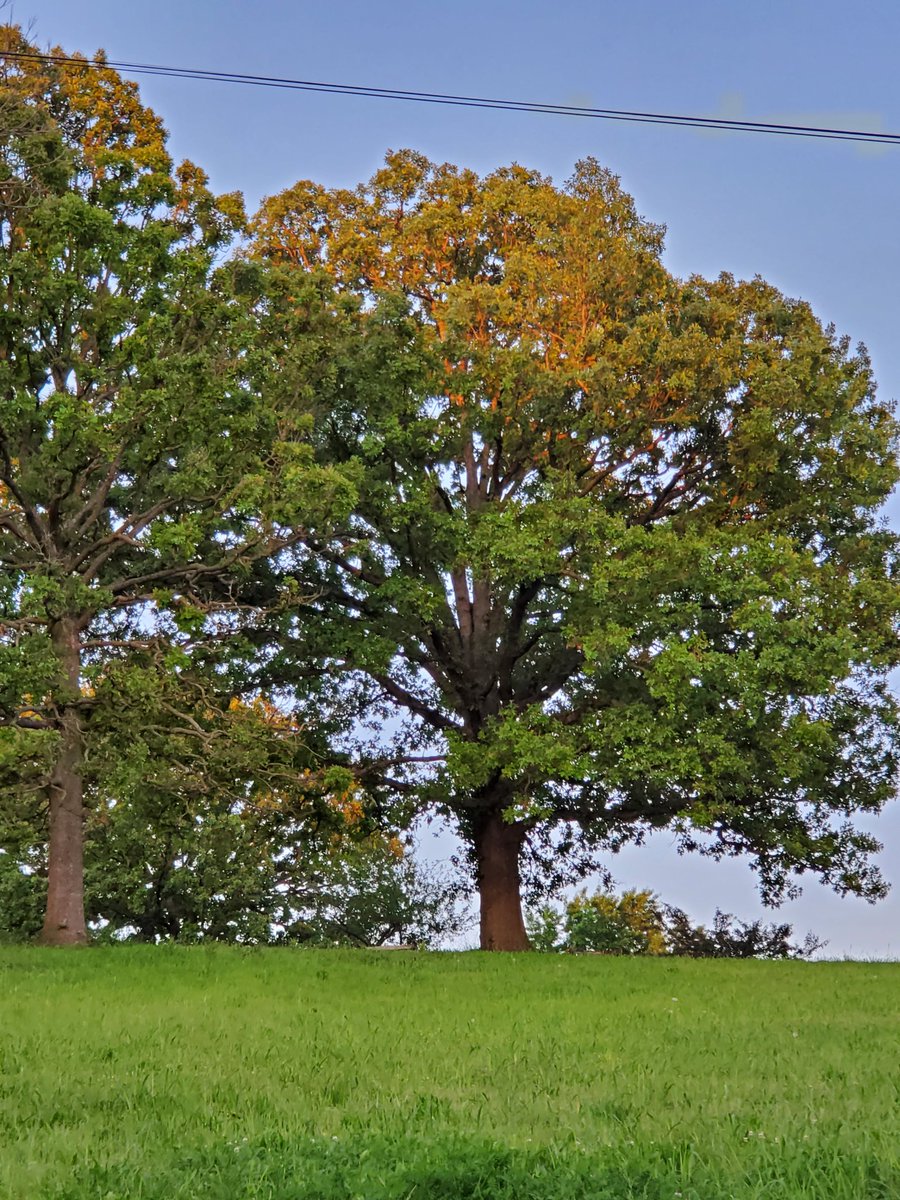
[3,48,898,147]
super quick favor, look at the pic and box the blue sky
[19,0,900,954]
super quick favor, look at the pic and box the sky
[16,0,900,955]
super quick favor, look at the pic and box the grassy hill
[1,947,897,1198]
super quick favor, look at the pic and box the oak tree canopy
[250,150,900,950]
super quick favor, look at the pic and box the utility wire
[3,47,899,147]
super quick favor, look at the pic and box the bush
[663,906,827,959]
[525,904,564,953]
[0,852,45,942]
[564,889,667,955]
[527,888,825,958]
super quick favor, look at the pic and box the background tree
[80,670,355,944]
[0,667,334,942]
[249,150,900,950]
[0,30,353,944]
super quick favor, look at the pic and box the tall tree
[0,31,352,943]
[250,151,900,950]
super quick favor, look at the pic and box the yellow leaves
[332,793,365,826]
[567,888,668,955]
[250,790,280,812]
[225,694,302,734]
[344,798,365,824]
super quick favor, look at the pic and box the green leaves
[247,151,900,926]
[3,37,900,945]
[0,26,383,941]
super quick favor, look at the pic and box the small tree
[525,904,564,953]
[565,889,667,955]
[289,844,468,949]
[249,151,900,949]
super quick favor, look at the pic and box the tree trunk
[40,617,87,946]
[474,810,529,951]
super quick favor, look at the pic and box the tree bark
[40,617,88,946]
[474,809,529,951]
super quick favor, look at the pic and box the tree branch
[370,672,458,732]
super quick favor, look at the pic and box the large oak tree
[250,151,900,950]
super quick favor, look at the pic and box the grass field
[1,948,898,1199]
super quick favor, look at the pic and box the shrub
[563,889,667,955]
[663,906,826,959]
[527,888,825,958]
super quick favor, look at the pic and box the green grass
[1,948,898,1199]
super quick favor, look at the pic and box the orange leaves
[226,693,303,735]
[336,795,365,826]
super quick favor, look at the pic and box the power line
[3,47,898,147]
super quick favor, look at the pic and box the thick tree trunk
[40,617,87,946]
[474,810,529,951]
